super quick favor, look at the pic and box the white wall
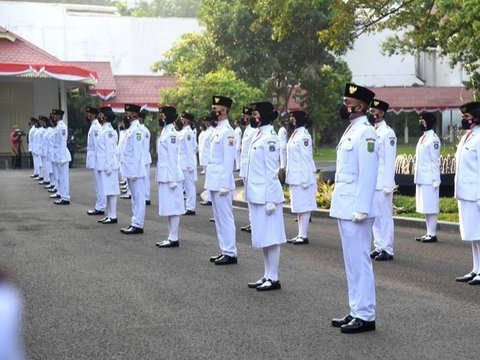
[0,1,202,75]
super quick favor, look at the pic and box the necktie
[465,130,473,141]
[420,134,426,143]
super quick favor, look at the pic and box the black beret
[459,101,480,114]
[139,110,148,119]
[343,83,375,105]
[85,106,98,115]
[182,112,195,121]
[159,106,178,118]
[51,109,64,116]
[370,99,389,112]
[212,96,233,108]
[419,112,437,125]
[125,104,141,113]
[242,106,252,115]
[99,106,112,114]
[38,115,49,122]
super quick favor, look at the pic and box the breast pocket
[338,141,353,164]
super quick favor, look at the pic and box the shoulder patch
[136,132,142,141]
[303,138,309,146]
[171,136,176,144]
[434,142,439,149]
[227,136,235,146]
[366,137,376,153]
[390,138,395,146]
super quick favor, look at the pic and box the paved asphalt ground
[1,168,479,360]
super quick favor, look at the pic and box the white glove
[352,212,368,223]
[168,181,177,190]
[432,180,441,189]
[219,188,229,196]
[477,200,480,208]
[130,176,137,182]
[105,170,112,176]
[383,187,394,195]
[265,202,276,215]
[188,167,194,173]
[301,183,310,189]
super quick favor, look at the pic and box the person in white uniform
[46,113,59,194]
[368,99,397,261]
[330,83,378,334]
[233,119,242,171]
[120,104,147,235]
[85,106,106,216]
[454,102,480,285]
[95,108,120,224]
[414,112,441,243]
[278,119,288,170]
[286,111,317,245]
[206,96,238,265]
[38,117,52,187]
[138,110,152,206]
[245,102,286,291]
[35,119,46,183]
[40,116,56,190]
[118,118,132,200]
[28,117,39,178]
[155,106,186,248]
[178,112,198,215]
[197,120,208,175]
[200,116,214,205]
[31,119,44,181]
[50,109,71,205]
[239,106,257,233]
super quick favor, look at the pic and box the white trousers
[93,170,106,211]
[128,177,146,228]
[211,190,237,257]
[337,218,376,321]
[32,153,40,175]
[56,162,70,201]
[51,162,58,189]
[107,195,117,219]
[144,164,151,201]
[262,244,281,281]
[168,215,180,241]
[183,169,196,211]
[235,149,241,170]
[373,190,394,255]
[297,212,311,238]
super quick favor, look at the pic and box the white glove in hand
[352,212,368,223]
[383,187,393,195]
[432,180,440,189]
[130,176,137,182]
[168,181,177,190]
[105,170,112,176]
[265,202,276,215]
[301,183,310,189]
[219,188,229,196]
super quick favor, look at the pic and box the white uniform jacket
[96,123,119,172]
[330,116,379,220]
[278,126,288,168]
[38,127,47,157]
[239,125,257,178]
[86,119,101,170]
[245,125,284,205]
[46,127,55,162]
[178,126,197,171]
[455,126,480,201]
[414,130,441,185]
[285,126,316,186]
[199,126,214,167]
[41,127,52,158]
[140,123,152,166]
[234,126,242,151]
[28,126,35,152]
[155,124,184,183]
[120,119,146,179]
[205,119,236,191]
[375,120,397,190]
[53,120,72,164]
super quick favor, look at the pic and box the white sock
[298,212,310,238]
[266,245,280,281]
[168,215,180,241]
[107,196,117,219]
[262,248,269,279]
[425,214,438,236]
[472,241,480,274]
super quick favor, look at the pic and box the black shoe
[256,279,281,291]
[209,254,223,263]
[331,315,354,328]
[240,224,251,232]
[375,250,394,261]
[415,234,427,242]
[121,226,143,234]
[120,225,132,233]
[146,200,151,205]
[468,276,480,285]
[369,250,380,259]
[30,174,38,178]
[54,199,70,205]
[156,239,179,248]
[184,210,196,216]
[98,216,109,223]
[49,194,61,199]
[37,177,44,181]
[101,217,118,224]
[340,318,376,333]
[209,217,215,223]
[214,255,238,265]
[287,236,298,244]
[421,235,437,243]
[120,194,131,199]
[247,277,266,288]
[292,237,309,245]
[456,272,476,282]
[44,184,54,189]
[200,201,212,206]
[87,209,105,216]
[119,180,127,186]
[39,181,49,185]
[48,189,57,193]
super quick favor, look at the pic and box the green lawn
[314,143,457,161]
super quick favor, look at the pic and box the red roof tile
[67,61,116,91]
[109,75,178,104]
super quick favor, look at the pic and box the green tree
[160,68,263,120]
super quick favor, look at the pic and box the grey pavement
[0,168,478,360]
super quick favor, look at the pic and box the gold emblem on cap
[373,101,379,106]
[215,97,220,103]
[349,86,357,94]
